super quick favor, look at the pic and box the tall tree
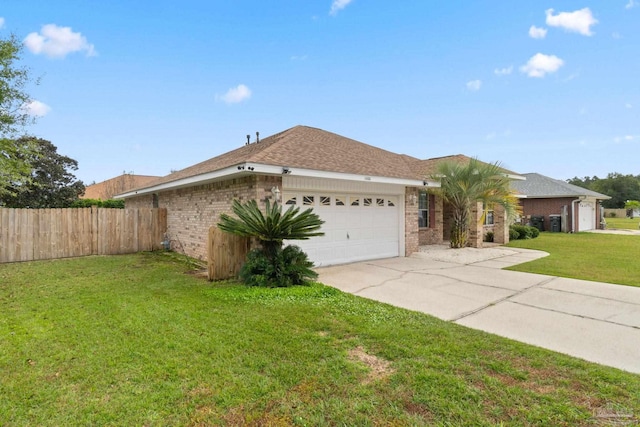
[1,137,85,208]
[432,158,520,248]
[592,173,640,208]
[0,34,38,196]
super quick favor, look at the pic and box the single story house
[511,173,611,232]
[119,126,519,266]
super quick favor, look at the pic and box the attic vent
[256,131,260,143]
[246,135,250,145]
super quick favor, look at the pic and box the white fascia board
[257,164,439,188]
[116,165,248,198]
[505,173,526,181]
[116,162,440,199]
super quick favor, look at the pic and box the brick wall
[520,197,574,232]
[125,175,282,261]
[405,187,419,256]
[418,194,444,245]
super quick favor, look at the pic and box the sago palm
[218,198,324,259]
[432,158,520,248]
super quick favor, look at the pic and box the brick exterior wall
[492,204,509,244]
[520,197,574,232]
[404,187,420,256]
[125,175,282,261]
[468,201,484,248]
[418,194,444,245]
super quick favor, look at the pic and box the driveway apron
[316,247,640,374]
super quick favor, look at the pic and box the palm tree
[432,158,520,248]
[218,199,325,286]
[218,198,324,259]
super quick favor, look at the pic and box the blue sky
[2,1,638,184]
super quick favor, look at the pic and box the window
[363,198,372,207]
[350,198,360,206]
[335,197,345,206]
[285,196,297,205]
[484,203,494,225]
[418,191,429,228]
[303,196,314,206]
[376,198,385,207]
[320,196,331,206]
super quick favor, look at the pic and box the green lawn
[1,253,639,426]
[506,232,640,287]
[605,216,640,230]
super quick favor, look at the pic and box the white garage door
[283,193,400,267]
[578,201,595,231]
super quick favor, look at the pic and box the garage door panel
[283,191,401,266]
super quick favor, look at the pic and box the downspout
[571,198,580,233]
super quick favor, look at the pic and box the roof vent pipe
[256,131,260,143]
[246,135,250,145]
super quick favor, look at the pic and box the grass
[605,216,640,230]
[2,252,640,426]
[506,232,640,287]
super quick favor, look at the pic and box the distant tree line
[568,173,640,208]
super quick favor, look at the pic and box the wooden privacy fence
[207,226,249,281]
[0,207,167,263]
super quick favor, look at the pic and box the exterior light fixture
[282,167,291,175]
[271,186,281,202]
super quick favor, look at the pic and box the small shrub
[609,212,616,218]
[240,245,317,287]
[71,198,125,208]
[509,227,520,241]
[484,231,494,242]
[509,225,539,240]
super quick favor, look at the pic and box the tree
[1,34,38,195]
[591,173,640,208]
[0,137,85,208]
[432,158,520,248]
[218,199,324,286]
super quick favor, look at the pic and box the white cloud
[494,66,513,76]
[520,53,564,78]
[0,17,5,29]
[612,32,623,39]
[24,24,96,58]
[466,80,482,91]
[614,135,638,143]
[625,103,633,109]
[545,8,598,36]
[217,84,252,104]
[330,0,353,16]
[21,100,51,117]
[626,0,638,9]
[529,25,547,39]
[290,54,308,61]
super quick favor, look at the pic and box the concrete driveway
[316,246,640,374]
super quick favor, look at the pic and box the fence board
[0,208,167,263]
[207,226,249,281]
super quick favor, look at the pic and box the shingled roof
[124,125,427,195]
[410,154,523,178]
[511,173,611,199]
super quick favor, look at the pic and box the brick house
[119,126,517,265]
[511,173,611,232]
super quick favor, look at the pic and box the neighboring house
[83,174,161,200]
[118,126,517,266]
[511,173,611,232]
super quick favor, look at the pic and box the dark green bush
[484,231,494,242]
[240,245,317,287]
[509,225,540,240]
[71,198,125,208]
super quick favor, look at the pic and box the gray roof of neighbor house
[512,173,611,199]
[121,125,430,196]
